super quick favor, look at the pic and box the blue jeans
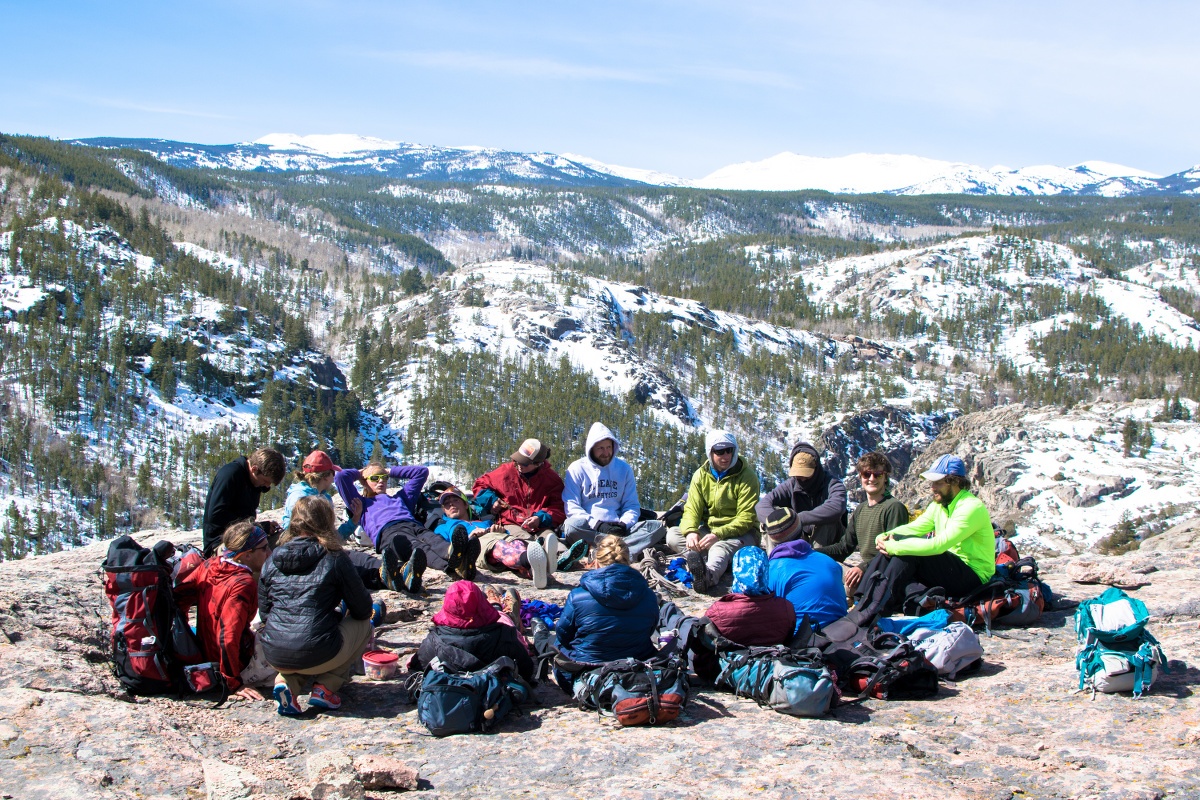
[562,517,666,557]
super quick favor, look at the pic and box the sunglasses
[711,447,734,456]
[364,473,389,482]
[860,470,887,479]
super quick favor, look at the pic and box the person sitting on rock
[704,545,796,646]
[853,455,996,621]
[665,431,760,592]
[201,447,286,556]
[553,535,659,693]
[763,509,849,633]
[425,487,490,581]
[175,520,272,701]
[471,439,566,589]
[562,422,665,565]
[755,442,846,554]
[336,461,469,594]
[816,452,910,596]
[259,496,374,716]
[414,580,534,682]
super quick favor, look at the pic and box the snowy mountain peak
[253,133,406,156]
[696,152,962,194]
[1071,160,1163,179]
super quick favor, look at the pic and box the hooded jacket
[175,555,258,691]
[765,539,848,632]
[555,563,659,664]
[416,582,534,678]
[334,465,429,546]
[563,422,641,528]
[282,481,356,538]
[680,456,761,541]
[258,538,372,670]
[755,443,847,547]
[472,461,566,529]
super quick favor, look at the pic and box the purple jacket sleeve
[334,469,363,507]
[391,465,430,512]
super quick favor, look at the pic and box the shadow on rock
[1154,661,1197,698]
[337,682,414,718]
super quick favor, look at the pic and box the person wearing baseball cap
[851,454,996,622]
[755,442,847,554]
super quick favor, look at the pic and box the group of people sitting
[183,424,995,716]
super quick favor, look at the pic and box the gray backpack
[910,622,983,680]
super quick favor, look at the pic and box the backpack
[715,646,836,718]
[1074,588,1168,698]
[994,526,1020,565]
[573,655,689,726]
[818,618,939,701]
[909,622,984,680]
[906,557,1047,632]
[102,536,208,696]
[416,657,530,736]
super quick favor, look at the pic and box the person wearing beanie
[414,581,534,681]
[664,430,761,592]
[765,532,849,635]
[470,438,567,589]
[561,422,666,564]
[852,454,996,622]
[755,442,847,553]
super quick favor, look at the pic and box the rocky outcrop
[816,406,950,497]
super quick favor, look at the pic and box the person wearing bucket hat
[664,430,761,592]
[755,442,847,553]
[470,438,566,589]
[851,453,995,622]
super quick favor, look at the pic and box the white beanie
[705,430,737,458]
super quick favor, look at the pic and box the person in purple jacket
[335,460,468,594]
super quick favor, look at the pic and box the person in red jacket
[471,438,566,589]
[176,520,272,700]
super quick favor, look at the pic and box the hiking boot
[380,546,403,592]
[307,683,342,711]
[557,540,588,571]
[445,527,469,578]
[527,541,549,589]
[685,550,710,592]
[401,548,427,594]
[482,583,503,605]
[274,684,303,717]
[458,536,481,581]
[539,532,560,574]
[503,587,522,629]
[371,600,387,627]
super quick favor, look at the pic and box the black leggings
[858,550,983,616]
[377,520,451,571]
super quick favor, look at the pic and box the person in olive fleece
[201,448,286,556]
[853,454,996,619]
[816,452,909,594]
[665,430,760,592]
[755,442,846,552]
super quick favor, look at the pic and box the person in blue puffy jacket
[554,535,659,692]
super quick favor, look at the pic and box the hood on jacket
[731,546,770,595]
[705,430,737,460]
[580,564,651,610]
[432,580,500,629]
[768,538,814,561]
[584,422,620,465]
[270,537,328,576]
[788,442,826,489]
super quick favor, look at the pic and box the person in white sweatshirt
[561,422,666,560]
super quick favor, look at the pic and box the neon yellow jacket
[680,457,761,541]
[877,490,995,582]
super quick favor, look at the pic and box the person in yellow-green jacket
[665,430,761,593]
[851,454,995,620]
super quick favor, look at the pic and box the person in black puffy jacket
[554,535,659,692]
[415,580,534,681]
[259,496,373,716]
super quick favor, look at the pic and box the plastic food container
[362,650,400,681]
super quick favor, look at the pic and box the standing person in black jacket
[202,448,286,556]
[755,443,847,553]
[259,496,373,716]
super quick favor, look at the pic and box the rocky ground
[1,522,1198,800]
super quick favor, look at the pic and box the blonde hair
[360,461,389,498]
[278,496,343,552]
[222,519,258,551]
[293,468,334,487]
[593,535,631,567]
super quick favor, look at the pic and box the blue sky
[2,1,1197,177]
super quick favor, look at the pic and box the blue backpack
[715,646,836,718]
[416,657,530,736]
[1075,588,1167,698]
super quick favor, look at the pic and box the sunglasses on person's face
[364,473,389,482]
[711,447,734,457]
[860,470,886,479]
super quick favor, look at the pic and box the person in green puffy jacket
[665,430,760,592]
[852,454,996,618]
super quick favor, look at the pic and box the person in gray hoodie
[562,422,666,560]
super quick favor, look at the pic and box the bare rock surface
[1,528,1198,800]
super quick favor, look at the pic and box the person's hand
[349,497,363,525]
[494,497,510,512]
[876,538,891,555]
[844,566,863,592]
[597,521,628,536]
[487,524,505,534]
[521,515,541,533]
[697,533,718,551]
[233,686,265,701]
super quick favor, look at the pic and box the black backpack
[102,536,207,695]
[818,617,939,701]
[572,654,690,727]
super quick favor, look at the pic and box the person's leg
[276,669,307,699]
[904,551,984,599]
[376,523,414,561]
[562,517,600,547]
[704,532,757,584]
[665,525,688,554]
[475,527,510,573]
[310,617,375,694]
[344,550,384,591]
[622,519,666,556]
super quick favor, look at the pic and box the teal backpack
[1074,588,1167,698]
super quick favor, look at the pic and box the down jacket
[755,443,847,547]
[704,594,797,647]
[258,538,372,671]
[556,564,658,664]
[417,624,534,680]
[175,556,258,691]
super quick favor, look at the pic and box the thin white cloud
[71,94,233,120]
[359,49,663,84]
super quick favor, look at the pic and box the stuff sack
[102,535,206,695]
[416,657,529,736]
[574,655,689,726]
[909,622,983,680]
[1076,637,1166,698]
[715,646,835,718]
